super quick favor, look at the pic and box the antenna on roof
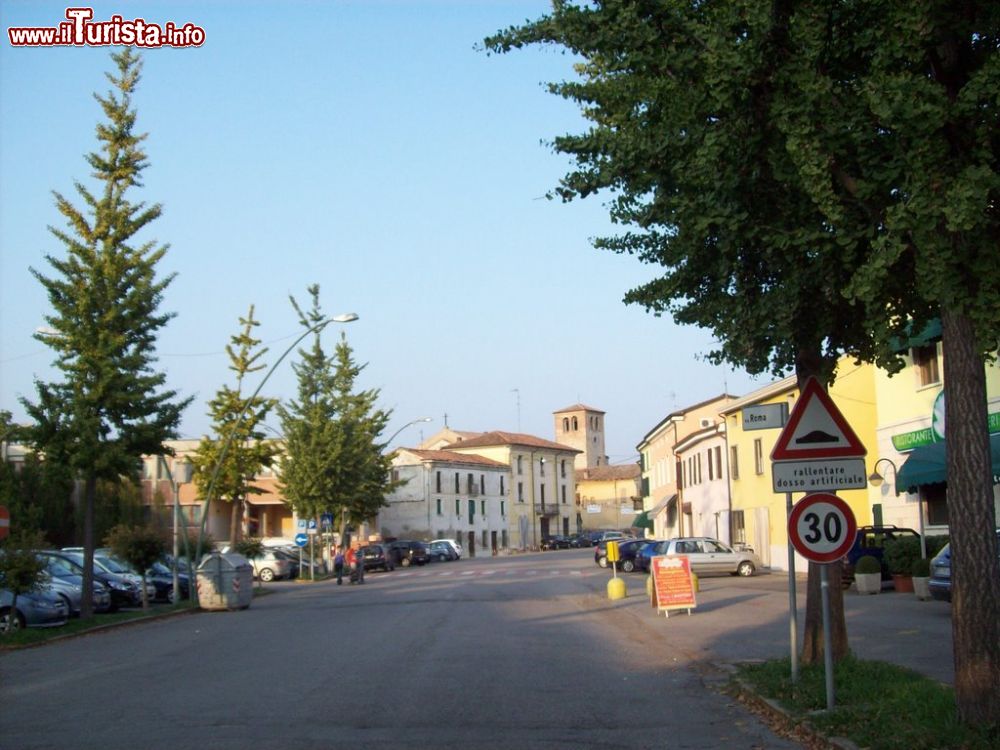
[511,388,520,432]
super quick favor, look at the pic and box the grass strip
[736,657,998,750]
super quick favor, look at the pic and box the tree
[104,524,165,610]
[486,0,999,725]
[191,306,279,547]
[278,286,342,524]
[0,530,49,634]
[0,452,75,548]
[21,49,190,619]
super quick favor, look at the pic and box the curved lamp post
[868,456,927,559]
[193,313,358,597]
[384,417,432,448]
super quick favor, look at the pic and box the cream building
[380,448,510,555]
[673,421,732,543]
[575,464,642,532]
[553,404,607,469]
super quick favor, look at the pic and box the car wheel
[58,594,75,616]
[622,559,635,573]
[598,555,608,568]
[0,607,25,634]
[401,557,411,567]
[259,567,275,582]
[167,587,177,605]
[737,561,755,577]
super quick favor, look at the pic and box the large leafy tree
[487,0,999,725]
[21,49,190,618]
[278,286,342,524]
[191,306,279,546]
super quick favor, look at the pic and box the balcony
[533,503,560,517]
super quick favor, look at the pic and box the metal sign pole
[820,563,835,710]
[786,491,798,684]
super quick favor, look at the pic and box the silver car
[1,588,70,633]
[39,553,113,615]
[648,537,760,577]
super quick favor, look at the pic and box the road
[1,549,954,749]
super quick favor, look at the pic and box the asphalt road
[0,549,953,749]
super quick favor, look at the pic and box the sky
[0,1,769,463]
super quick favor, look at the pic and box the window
[539,458,545,477]
[572,416,578,430]
[501,501,506,517]
[480,474,485,494]
[560,460,566,478]
[518,482,524,502]
[467,473,474,493]
[714,447,722,480]
[454,473,460,493]
[708,449,714,480]
[436,471,441,493]
[730,446,740,480]
[913,344,940,387]
[540,485,546,503]
[696,454,702,484]
[436,498,442,516]
[142,460,153,480]
[517,455,523,475]
[562,417,569,432]
[500,476,505,495]
[469,498,475,520]
[455,498,461,516]
[561,485,566,504]
[481,500,486,516]
[754,439,764,475]
[391,468,399,482]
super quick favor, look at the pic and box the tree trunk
[229,499,241,547]
[80,473,97,620]
[794,355,851,665]
[940,309,1000,727]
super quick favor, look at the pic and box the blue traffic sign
[308,519,317,529]
[320,512,334,528]
[294,533,309,548]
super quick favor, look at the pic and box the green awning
[632,510,655,530]
[889,319,942,353]
[895,434,1000,492]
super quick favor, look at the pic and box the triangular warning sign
[771,377,867,460]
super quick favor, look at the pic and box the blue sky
[0,1,767,462]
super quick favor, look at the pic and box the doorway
[466,531,475,558]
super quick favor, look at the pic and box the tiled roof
[578,464,641,481]
[396,449,509,468]
[553,403,605,415]
[443,431,581,453]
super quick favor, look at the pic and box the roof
[637,393,738,446]
[552,403,605,415]
[443,431,581,454]
[395,449,509,469]
[577,464,641,481]
[718,376,797,414]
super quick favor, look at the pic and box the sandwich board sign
[650,555,697,617]
[770,377,867,493]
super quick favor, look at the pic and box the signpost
[650,555,697,617]
[770,376,867,688]
[294,532,308,548]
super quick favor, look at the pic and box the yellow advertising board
[650,555,697,617]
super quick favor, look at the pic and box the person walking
[333,545,345,585]
[354,541,365,585]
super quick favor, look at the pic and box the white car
[430,539,463,559]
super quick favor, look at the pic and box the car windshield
[43,556,78,576]
[149,561,171,575]
[95,555,131,574]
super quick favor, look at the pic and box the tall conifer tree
[23,49,190,618]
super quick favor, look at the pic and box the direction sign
[771,377,866,461]
[294,533,309,548]
[0,505,9,540]
[787,493,858,563]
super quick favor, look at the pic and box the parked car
[634,540,670,573]
[38,550,142,610]
[1,588,70,633]
[430,539,463,559]
[841,526,920,583]
[541,535,572,550]
[639,537,761,577]
[246,550,294,582]
[594,538,652,571]
[37,554,113,615]
[145,561,190,603]
[568,532,595,548]
[389,540,430,567]
[929,528,1000,603]
[427,541,458,562]
[360,544,396,572]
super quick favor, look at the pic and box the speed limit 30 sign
[787,493,857,563]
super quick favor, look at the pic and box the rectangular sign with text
[771,458,867,493]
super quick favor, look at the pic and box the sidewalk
[609,570,954,685]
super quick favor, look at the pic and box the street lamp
[868,457,927,559]
[195,313,358,564]
[384,417,432,448]
[157,454,192,604]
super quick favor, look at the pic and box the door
[491,531,498,555]
[701,539,734,573]
[540,517,550,542]
[467,531,475,558]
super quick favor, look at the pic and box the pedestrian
[334,545,345,585]
[346,544,357,584]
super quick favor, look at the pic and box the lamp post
[384,417,432,449]
[157,454,193,604]
[868,456,927,559]
[194,313,358,568]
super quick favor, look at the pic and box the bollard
[607,577,627,600]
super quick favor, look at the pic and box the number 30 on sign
[787,492,858,564]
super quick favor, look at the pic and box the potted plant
[884,536,921,593]
[854,554,882,594]
[911,557,932,600]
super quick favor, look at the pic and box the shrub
[104,524,167,609]
[855,554,882,575]
[911,557,931,577]
[884,535,922,576]
[232,538,264,559]
[924,535,949,558]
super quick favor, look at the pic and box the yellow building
[720,361,878,571]
[575,464,642,532]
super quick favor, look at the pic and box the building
[380,448,510,556]
[673,420,731,543]
[553,404,606,469]
[443,431,580,549]
[636,394,738,540]
[574,464,642,532]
